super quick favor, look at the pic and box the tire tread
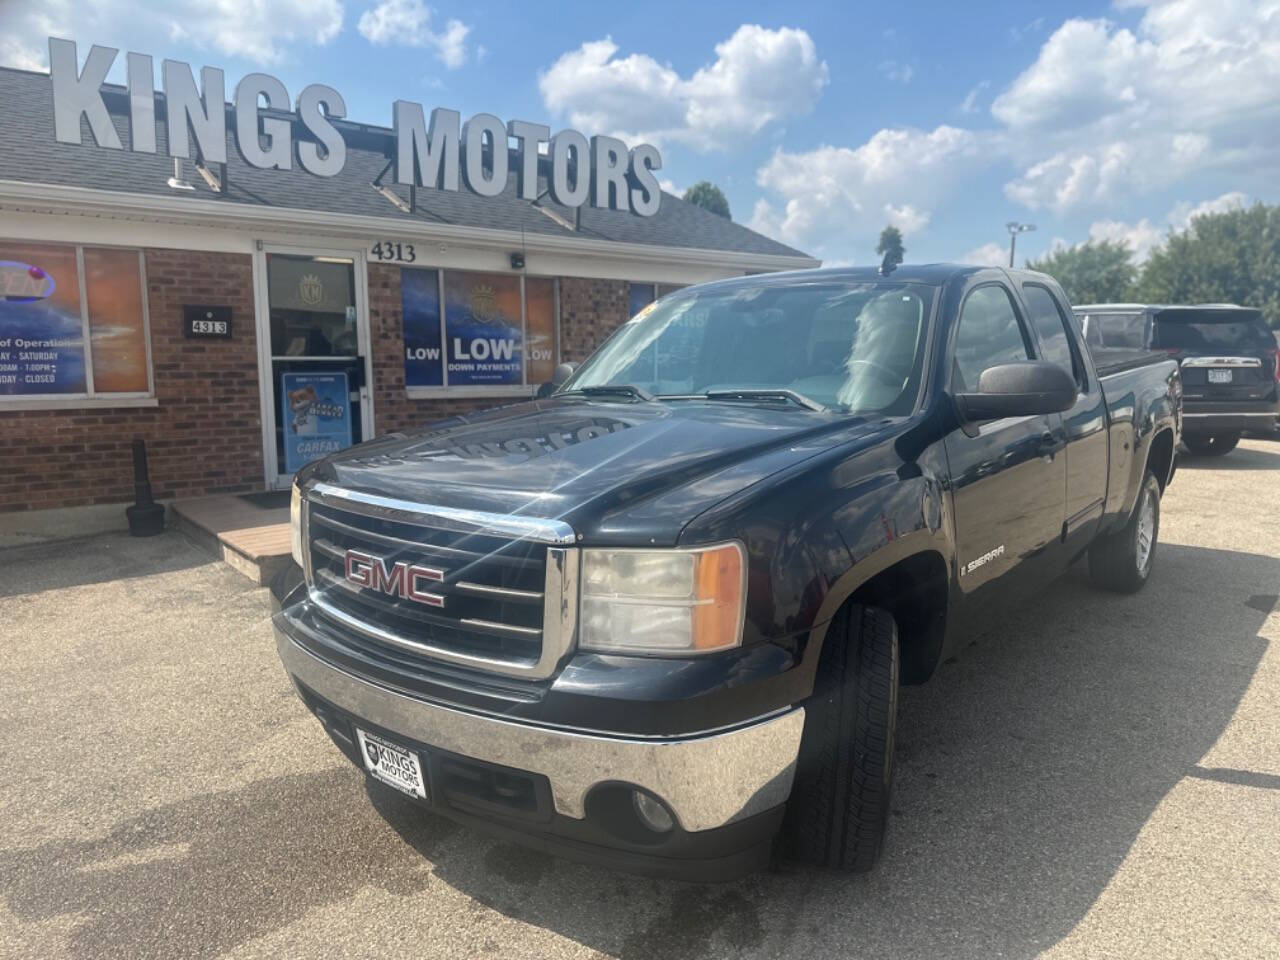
[784,604,899,872]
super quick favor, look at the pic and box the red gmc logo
[344,549,445,607]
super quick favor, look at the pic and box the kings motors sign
[47,37,664,217]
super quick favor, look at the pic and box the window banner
[401,268,443,386]
[281,371,353,474]
[444,272,523,385]
[0,250,86,395]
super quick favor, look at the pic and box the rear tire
[783,604,898,872]
[1184,432,1240,456]
[1088,470,1161,594]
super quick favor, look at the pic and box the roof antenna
[878,250,897,276]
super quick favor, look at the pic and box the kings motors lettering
[47,37,663,217]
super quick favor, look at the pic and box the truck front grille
[300,482,578,679]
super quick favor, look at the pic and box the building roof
[676,262,1008,295]
[0,67,813,265]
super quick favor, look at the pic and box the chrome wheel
[1136,489,1155,573]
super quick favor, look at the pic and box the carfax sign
[281,371,353,474]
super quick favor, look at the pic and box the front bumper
[276,623,804,878]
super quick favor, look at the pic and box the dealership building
[0,49,815,534]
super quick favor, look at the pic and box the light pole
[1006,221,1036,267]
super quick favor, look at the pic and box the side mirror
[954,360,1077,422]
[536,362,578,399]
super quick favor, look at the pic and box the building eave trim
[0,179,821,271]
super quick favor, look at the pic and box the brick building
[0,62,814,534]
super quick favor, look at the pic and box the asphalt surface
[1,440,1278,960]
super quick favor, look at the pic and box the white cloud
[959,81,989,114]
[994,1,1280,212]
[879,60,914,83]
[1084,190,1249,262]
[1,0,344,69]
[538,25,828,150]
[658,178,682,196]
[1003,133,1210,212]
[1008,16,1046,45]
[748,125,988,259]
[358,0,471,69]
[883,203,929,234]
[1086,217,1164,262]
[961,242,1009,266]
[1168,190,1249,227]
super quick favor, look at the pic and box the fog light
[632,790,675,833]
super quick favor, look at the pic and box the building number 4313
[370,241,417,264]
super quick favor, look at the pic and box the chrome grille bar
[299,481,579,680]
[308,481,576,544]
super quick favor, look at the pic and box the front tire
[1184,432,1240,456]
[1088,470,1161,593]
[783,604,898,872]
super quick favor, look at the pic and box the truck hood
[310,398,886,544]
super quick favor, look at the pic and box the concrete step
[172,493,293,586]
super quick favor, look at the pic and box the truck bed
[1090,346,1169,378]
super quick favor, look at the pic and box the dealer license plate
[1208,369,1233,384]
[355,728,427,800]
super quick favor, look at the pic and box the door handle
[1039,431,1063,457]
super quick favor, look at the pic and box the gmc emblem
[344,549,445,607]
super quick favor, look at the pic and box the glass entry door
[261,251,372,487]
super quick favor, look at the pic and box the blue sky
[4,0,1276,266]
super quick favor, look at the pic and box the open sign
[0,262,55,303]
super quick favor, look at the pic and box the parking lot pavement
[1,442,1277,960]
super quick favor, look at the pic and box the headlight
[579,542,746,655]
[290,483,305,568]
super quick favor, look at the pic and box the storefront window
[0,242,150,401]
[84,247,149,393]
[402,268,443,387]
[400,268,558,391]
[628,282,685,317]
[525,277,556,385]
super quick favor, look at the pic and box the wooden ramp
[172,493,292,585]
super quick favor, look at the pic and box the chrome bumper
[276,630,804,832]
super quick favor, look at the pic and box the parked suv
[1074,303,1280,455]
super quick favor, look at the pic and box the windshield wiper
[565,384,656,402]
[702,388,826,412]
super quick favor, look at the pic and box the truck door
[943,282,1068,604]
[1021,282,1108,557]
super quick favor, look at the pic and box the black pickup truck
[272,265,1181,880]
[1074,303,1279,455]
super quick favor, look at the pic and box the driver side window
[952,285,1032,392]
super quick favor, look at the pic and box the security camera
[509,252,526,270]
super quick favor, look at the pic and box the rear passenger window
[952,285,1031,392]
[1088,313,1146,348]
[1023,284,1082,385]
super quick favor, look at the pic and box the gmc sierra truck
[272,265,1181,880]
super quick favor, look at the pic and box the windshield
[563,281,935,414]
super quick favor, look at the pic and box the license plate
[355,728,427,800]
[1208,369,1233,384]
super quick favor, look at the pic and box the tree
[876,225,905,271]
[1136,203,1280,328]
[1026,239,1136,305]
[682,181,731,219]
